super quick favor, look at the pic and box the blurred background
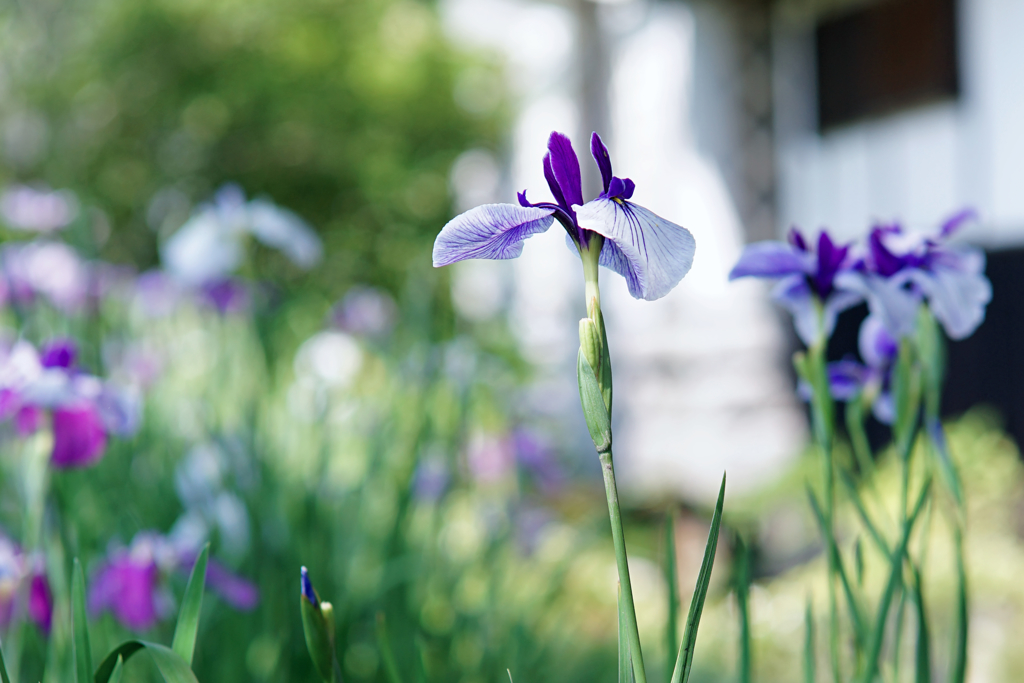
[1,0,1024,681]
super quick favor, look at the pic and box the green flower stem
[580,237,647,683]
[601,449,647,683]
[805,338,842,683]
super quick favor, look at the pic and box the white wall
[773,0,1024,246]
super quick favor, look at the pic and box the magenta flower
[434,132,695,301]
[89,532,258,631]
[0,535,52,634]
[0,338,142,468]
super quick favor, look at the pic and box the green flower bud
[579,317,601,377]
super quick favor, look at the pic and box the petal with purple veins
[432,204,555,267]
[575,198,695,301]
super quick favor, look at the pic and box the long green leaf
[93,641,199,683]
[664,511,678,676]
[911,567,931,683]
[736,535,752,683]
[840,472,892,560]
[73,559,93,683]
[375,613,403,683]
[951,527,968,683]
[172,544,210,665]
[858,478,932,683]
[806,487,865,649]
[618,582,634,683]
[804,600,815,683]
[0,640,10,683]
[670,473,726,683]
[108,656,124,683]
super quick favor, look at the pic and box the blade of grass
[93,641,198,683]
[858,478,932,683]
[618,582,634,683]
[108,656,124,683]
[950,526,968,683]
[664,510,678,677]
[804,600,815,683]
[736,535,752,683]
[806,487,865,651]
[171,544,209,665]
[840,473,892,560]
[911,566,931,683]
[72,559,93,683]
[376,612,403,683]
[670,473,726,683]
[0,639,10,683]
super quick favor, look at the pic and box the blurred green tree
[0,0,506,294]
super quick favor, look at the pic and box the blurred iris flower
[0,534,53,634]
[848,210,991,339]
[89,531,258,631]
[730,228,863,345]
[0,240,90,313]
[0,338,141,468]
[0,184,78,233]
[433,132,695,301]
[826,315,899,423]
[161,184,322,287]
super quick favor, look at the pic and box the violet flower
[850,211,991,340]
[89,532,258,631]
[730,228,863,345]
[0,185,78,233]
[0,535,53,634]
[161,184,322,287]
[433,132,695,301]
[0,338,141,468]
[827,315,899,424]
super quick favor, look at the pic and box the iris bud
[579,318,601,378]
[300,567,335,682]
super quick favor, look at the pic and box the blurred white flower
[1,241,89,312]
[293,331,363,389]
[0,185,78,233]
[161,184,322,286]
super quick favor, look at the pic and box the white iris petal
[432,204,555,267]
[574,198,695,301]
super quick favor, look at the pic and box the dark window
[816,0,959,131]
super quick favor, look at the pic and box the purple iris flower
[198,277,251,315]
[433,132,696,301]
[827,315,899,424]
[0,535,53,634]
[849,211,991,339]
[0,339,142,467]
[89,532,258,631]
[730,228,863,345]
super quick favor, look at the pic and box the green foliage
[0,0,504,294]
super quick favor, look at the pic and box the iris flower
[849,210,991,339]
[433,132,695,301]
[729,228,862,345]
[0,338,141,468]
[0,534,52,634]
[827,315,899,424]
[89,532,258,631]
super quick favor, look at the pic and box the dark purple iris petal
[868,227,907,277]
[939,208,977,238]
[50,405,107,468]
[788,228,808,251]
[29,572,52,634]
[300,566,318,606]
[40,338,76,369]
[542,154,570,215]
[591,132,614,193]
[545,132,584,210]
[812,232,850,298]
